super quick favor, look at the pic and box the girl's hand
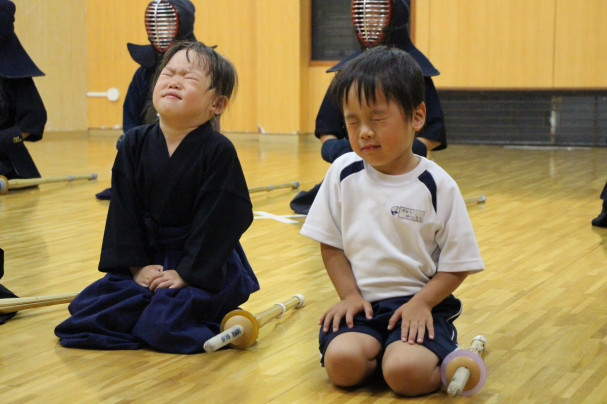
[148,269,187,292]
[131,265,163,288]
[387,299,434,344]
[319,295,373,333]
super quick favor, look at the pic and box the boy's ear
[412,102,426,131]
[212,96,229,115]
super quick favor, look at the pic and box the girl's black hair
[155,41,238,101]
[329,46,424,119]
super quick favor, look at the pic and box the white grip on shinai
[203,325,244,353]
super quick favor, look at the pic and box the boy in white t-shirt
[301,46,485,396]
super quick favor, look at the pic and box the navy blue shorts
[319,295,462,365]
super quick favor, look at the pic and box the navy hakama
[55,244,257,353]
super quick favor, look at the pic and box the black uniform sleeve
[1,77,46,142]
[321,138,353,163]
[99,130,153,271]
[176,139,253,292]
[419,77,447,151]
[123,67,151,132]
[314,89,348,139]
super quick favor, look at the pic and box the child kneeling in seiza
[300,46,485,396]
[55,42,259,354]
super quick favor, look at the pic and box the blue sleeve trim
[339,160,365,182]
[418,170,437,212]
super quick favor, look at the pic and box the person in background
[592,182,607,227]
[0,247,19,325]
[0,0,47,182]
[291,0,446,214]
[96,0,197,200]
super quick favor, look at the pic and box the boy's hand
[131,265,163,288]
[148,269,187,292]
[387,299,434,344]
[319,295,373,333]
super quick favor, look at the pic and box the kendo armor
[351,0,411,48]
[145,0,179,52]
[128,0,197,128]
[144,0,196,53]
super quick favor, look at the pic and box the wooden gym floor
[1,131,606,403]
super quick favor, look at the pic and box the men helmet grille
[351,0,392,47]
[145,0,179,52]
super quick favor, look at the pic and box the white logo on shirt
[390,206,425,223]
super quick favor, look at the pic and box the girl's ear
[212,95,229,115]
[412,102,426,131]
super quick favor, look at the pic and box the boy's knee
[382,354,440,396]
[323,335,380,387]
[324,345,372,387]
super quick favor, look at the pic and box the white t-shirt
[301,152,484,302]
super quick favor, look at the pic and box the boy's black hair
[329,46,424,119]
[155,41,238,101]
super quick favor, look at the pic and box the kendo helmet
[145,0,196,52]
[351,0,411,48]
[346,0,438,77]
[128,0,197,69]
